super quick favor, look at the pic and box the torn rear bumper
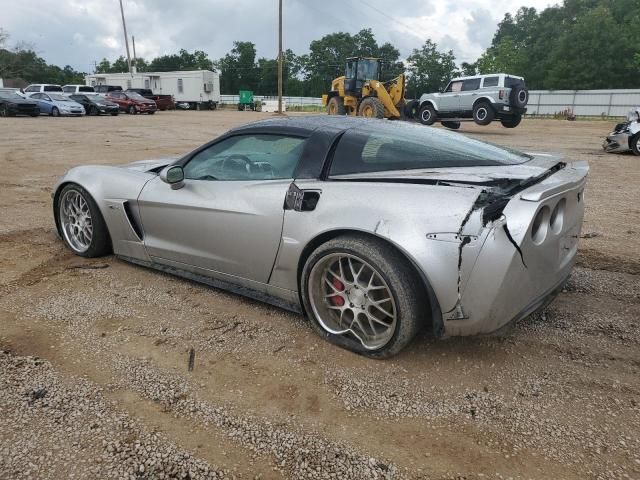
[443,161,587,336]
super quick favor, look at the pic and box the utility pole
[277,0,283,114]
[118,0,132,74]
[132,35,137,73]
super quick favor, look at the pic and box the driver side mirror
[160,165,185,190]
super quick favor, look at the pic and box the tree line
[2,0,639,96]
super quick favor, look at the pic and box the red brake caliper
[330,278,345,306]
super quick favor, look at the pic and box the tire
[110,112,119,116]
[128,105,137,115]
[30,111,39,117]
[0,105,8,117]
[148,111,155,115]
[56,184,111,258]
[501,114,522,128]
[301,234,426,359]
[404,99,419,120]
[327,96,346,115]
[631,133,640,156]
[441,121,461,130]
[473,102,494,125]
[509,83,529,108]
[51,107,60,117]
[89,106,99,116]
[358,97,385,119]
[418,104,437,125]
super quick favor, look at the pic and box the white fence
[528,89,640,117]
[220,89,640,116]
[220,95,322,106]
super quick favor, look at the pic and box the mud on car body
[51,116,587,358]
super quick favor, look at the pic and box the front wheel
[301,235,425,358]
[500,114,522,128]
[418,104,437,125]
[358,97,385,119]
[0,105,8,117]
[631,133,640,156]
[57,184,111,257]
[147,111,155,115]
[89,106,99,116]
[128,105,137,115]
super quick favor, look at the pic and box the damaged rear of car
[321,121,588,339]
[603,108,640,155]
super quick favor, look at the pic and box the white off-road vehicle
[415,73,528,129]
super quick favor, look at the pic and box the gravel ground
[1,112,639,479]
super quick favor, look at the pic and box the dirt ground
[1,111,639,480]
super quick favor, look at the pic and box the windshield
[127,92,148,101]
[357,60,379,81]
[0,92,24,100]
[329,122,532,176]
[48,94,71,101]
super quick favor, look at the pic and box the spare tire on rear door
[509,80,528,109]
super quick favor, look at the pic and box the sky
[0,0,556,72]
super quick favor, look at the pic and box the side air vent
[123,201,144,241]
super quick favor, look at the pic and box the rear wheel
[418,104,437,125]
[631,133,640,156]
[327,96,346,115]
[0,105,8,117]
[441,121,460,130]
[51,107,60,117]
[110,112,119,116]
[358,97,385,119]
[501,114,522,128]
[473,102,494,125]
[57,184,111,257]
[301,235,425,358]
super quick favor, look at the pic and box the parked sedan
[106,91,157,114]
[52,117,588,358]
[0,91,40,117]
[28,93,85,116]
[69,94,119,116]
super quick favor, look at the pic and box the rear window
[44,85,63,92]
[505,77,525,88]
[329,123,531,176]
[483,76,499,87]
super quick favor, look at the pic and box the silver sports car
[53,117,588,358]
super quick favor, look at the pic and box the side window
[482,76,499,88]
[31,93,42,99]
[42,95,51,101]
[144,79,150,89]
[183,134,306,181]
[462,78,481,91]
[63,86,73,93]
[177,78,184,93]
[44,85,61,92]
[446,81,462,93]
[25,86,37,92]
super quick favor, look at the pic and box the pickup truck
[125,89,175,111]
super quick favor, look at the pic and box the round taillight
[531,206,550,244]
[550,198,565,234]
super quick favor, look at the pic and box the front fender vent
[123,201,144,241]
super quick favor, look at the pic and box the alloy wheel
[308,253,397,350]
[59,189,93,253]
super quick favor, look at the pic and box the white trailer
[85,70,220,109]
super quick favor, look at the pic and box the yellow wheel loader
[322,57,406,119]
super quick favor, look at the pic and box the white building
[85,70,220,109]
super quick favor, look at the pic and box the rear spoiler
[520,161,588,202]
